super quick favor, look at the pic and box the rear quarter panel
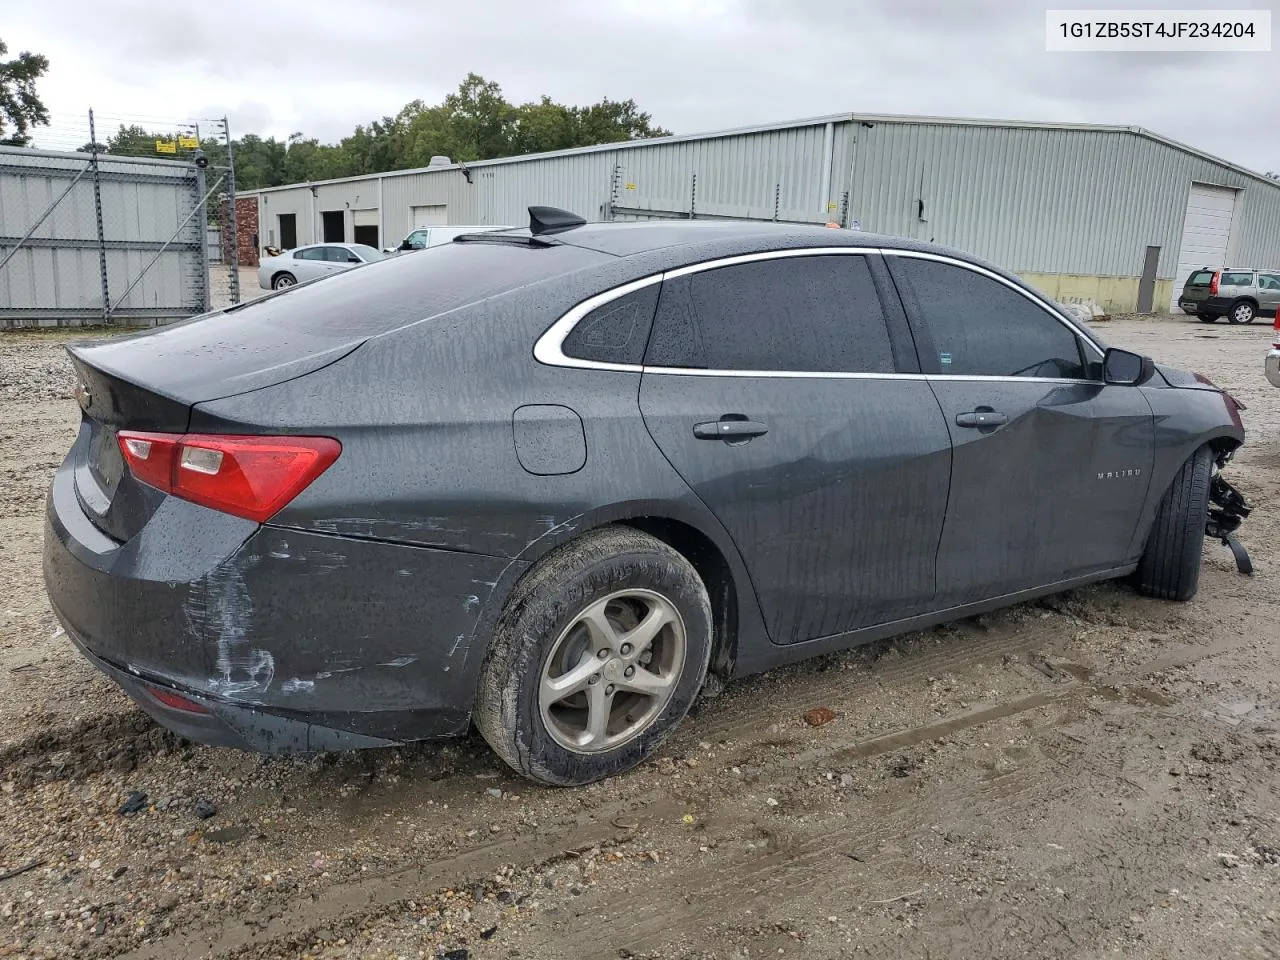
[191,264,771,690]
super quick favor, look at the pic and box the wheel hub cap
[538,589,686,754]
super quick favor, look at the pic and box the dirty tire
[474,526,712,787]
[272,272,296,290]
[1135,445,1212,601]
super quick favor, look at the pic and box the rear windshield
[222,241,610,339]
[1188,271,1214,285]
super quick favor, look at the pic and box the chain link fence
[0,111,245,329]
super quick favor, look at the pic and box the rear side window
[1188,271,1214,285]
[890,256,1086,379]
[562,284,660,365]
[1221,272,1254,287]
[645,255,894,373]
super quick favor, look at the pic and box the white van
[386,225,513,254]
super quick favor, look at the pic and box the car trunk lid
[66,314,364,542]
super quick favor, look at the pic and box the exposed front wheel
[1228,301,1256,325]
[474,527,712,786]
[272,272,296,290]
[1134,446,1212,601]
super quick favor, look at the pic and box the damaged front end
[1207,449,1252,575]
[1207,474,1252,575]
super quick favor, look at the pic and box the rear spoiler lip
[65,338,364,430]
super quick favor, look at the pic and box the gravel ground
[0,316,1278,960]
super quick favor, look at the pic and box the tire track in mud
[118,631,1243,960]
[549,637,1244,955]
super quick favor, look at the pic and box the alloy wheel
[538,589,686,753]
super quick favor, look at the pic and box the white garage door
[410,204,448,229]
[1171,183,1237,310]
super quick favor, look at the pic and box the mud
[0,318,1278,959]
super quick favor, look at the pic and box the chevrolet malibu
[45,208,1249,786]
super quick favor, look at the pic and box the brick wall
[220,197,260,266]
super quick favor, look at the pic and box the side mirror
[1103,347,1156,386]
[347,256,362,263]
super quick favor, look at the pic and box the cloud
[9,0,1278,173]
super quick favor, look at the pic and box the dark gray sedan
[44,209,1249,785]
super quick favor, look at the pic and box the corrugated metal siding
[258,191,311,246]
[0,147,203,323]
[843,122,1280,278]
[380,169,473,245]
[246,118,1280,279]
[486,151,617,225]
[612,124,836,223]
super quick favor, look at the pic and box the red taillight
[116,431,341,522]
[147,687,210,714]
[1210,271,1220,295]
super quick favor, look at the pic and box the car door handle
[955,410,1008,428]
[693,418,769,441]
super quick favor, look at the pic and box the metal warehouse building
[246,113,1280,313]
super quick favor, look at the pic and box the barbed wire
[29,109,230,160]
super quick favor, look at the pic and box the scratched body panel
[43,219,1249,756]
[927,378,1155,607]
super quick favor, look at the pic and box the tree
[72,73,671,188]
[0,38,50,146]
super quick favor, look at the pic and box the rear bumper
[44,451,527,753]
[61,627,402,751]
[1265,349,1280,389]
[1195,297,1234,318]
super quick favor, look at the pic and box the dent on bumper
[45,459,529,751]
[1266,350,1280,388]
[66,629,400,752]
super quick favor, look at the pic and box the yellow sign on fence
[178,135,198,149]
[155,140,176,154]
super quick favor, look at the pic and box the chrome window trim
[661,245,884,281]
[532,245,1105,378]
[880,249,1105,359]
[532,273,665,372]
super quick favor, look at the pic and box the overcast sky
[9,0,1278,173]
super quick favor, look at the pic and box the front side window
[405,230,430,249]
[645,255,895,374]
[889,257,1086,379]
[1259,274,1280,291]
[1221,272,1254,287]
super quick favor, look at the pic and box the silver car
[1179,267,1280,324]
[258,243,387,290]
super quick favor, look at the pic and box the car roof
[483,219,1005,279]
